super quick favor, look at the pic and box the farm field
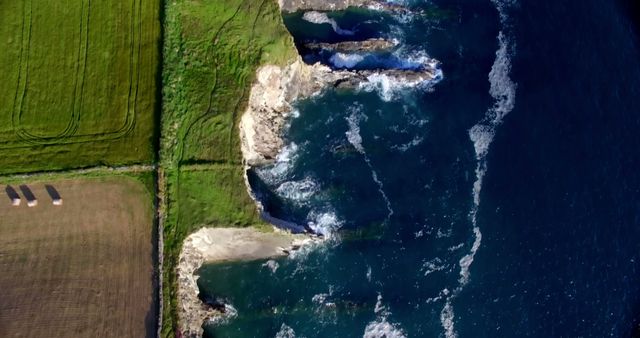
[0,176,156,338]
[160,0,297,335]
[0,0,160,174]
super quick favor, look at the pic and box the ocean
[198,0,640,336]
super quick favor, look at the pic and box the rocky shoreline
[176,227,317,337]
[239,58,439,165]
[177,1,440,336]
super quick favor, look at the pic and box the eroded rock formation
[304,38,398,53]
[177,228,316,337]
[279,0,406,13]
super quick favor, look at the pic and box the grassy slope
[160,0,297,335]
[0,0,160,174]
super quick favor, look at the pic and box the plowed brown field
[0,177,156,337]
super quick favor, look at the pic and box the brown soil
[0,177,156,338]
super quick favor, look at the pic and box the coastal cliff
[177,228,314,337]
[175,0,440,335]
[240,59,438,165]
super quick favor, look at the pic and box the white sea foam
[448,243,465,252]
[491,0,517,24]
[207,303,238,326]
[346,107,394,220]
[422,257,447,276]
[487,32,517,124]
[363,319,407,338]
[460,30,516,288]
[276,178,319,204]
[262,259,279,273]
[312,293,329,305]
[374,293,385,314]
[275,323,296,338]
[469,124,494,159]
[330,53,365,68]
[346,108,366,152]
[439,3,517,337]
[363,295,406,338]
[257,142,299,185]
[458,225,482,285]
[359,73,401,102]
[440,300,457,338]
[359,69,442,102]
[393,49,437,70]
[307,210,343,236]
[392,135,423,152]
[302,11,354,36]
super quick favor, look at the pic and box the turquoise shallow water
[199,0,640,337]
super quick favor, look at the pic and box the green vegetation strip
[160,0,297,336]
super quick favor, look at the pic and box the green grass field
[160,0,297,335]
[0,0,160,174]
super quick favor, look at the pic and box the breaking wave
[330,53,365,68]
[256,142,300,186]
[307,210,343,236]
[358,63,443,102]
[302,11,354,36]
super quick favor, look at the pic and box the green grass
[160,0,297,335]
[0,0,160,174]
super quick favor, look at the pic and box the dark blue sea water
[198,0,640,337]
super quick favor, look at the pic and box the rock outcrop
[304,38,398,53]
[279,0,407,13]
[177,227,316,338]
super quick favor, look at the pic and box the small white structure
[11,197,21,206]
[52,198,63,206]
[27,199,37,207]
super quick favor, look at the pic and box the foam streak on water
[346,107,394,221]
[439,1,517,336]
[302,11,354,36]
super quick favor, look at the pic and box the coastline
[176,227,315,337]
[174,1,440,335]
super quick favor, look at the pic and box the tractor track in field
[3,0,143,149]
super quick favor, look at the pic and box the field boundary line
[0,164,156,180]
